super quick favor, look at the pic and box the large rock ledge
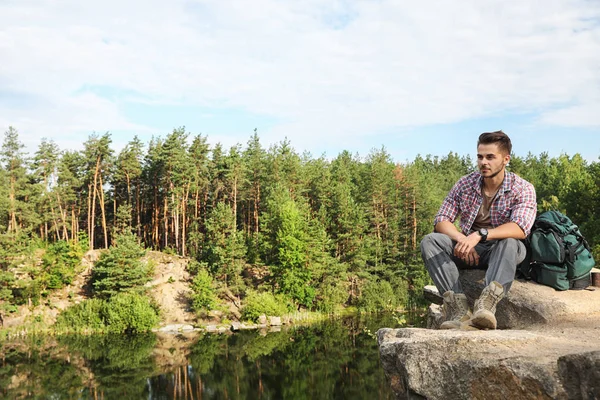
[378,328,600,400]
[378,270,600,399]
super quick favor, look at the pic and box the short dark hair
[478,130,512,155]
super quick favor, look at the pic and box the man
[420,131,536,330]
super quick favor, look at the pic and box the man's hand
[453,233,481,266]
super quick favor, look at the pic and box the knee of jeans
[499,238,521,250]
[420,233,437,251]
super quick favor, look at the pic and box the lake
[1,313,422,399]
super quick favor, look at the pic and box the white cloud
[0,0,599,154]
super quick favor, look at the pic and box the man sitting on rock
[420,131,536,330]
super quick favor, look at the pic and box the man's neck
[482,168,505,193]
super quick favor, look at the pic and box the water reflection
[1,313,420,399]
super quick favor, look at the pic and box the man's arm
[434,220,466,242]
[486,222,526,240]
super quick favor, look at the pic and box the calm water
[1,313,421,399]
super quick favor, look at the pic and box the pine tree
[83,133,113,249]
[0,127,34,235]
[32,138,60,240]
[91,233,152,299]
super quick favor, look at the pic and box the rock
[423,285,443,304]
[426,304,442,330]
[454,270,600,329]
[258,314,268,325]
[377,328,600,400]
[268,316,282,326]
[208,310,223,320]
[231,321,241,331]
[388,270,600,398]
[158,324,195,333]
[557,351,600,400]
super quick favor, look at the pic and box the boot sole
[470,312,497,330]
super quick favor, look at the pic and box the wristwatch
[477,228,488,242]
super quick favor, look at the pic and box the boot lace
[476,284,503,313]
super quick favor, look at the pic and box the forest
[1,126,599,321]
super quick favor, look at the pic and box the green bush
[357,279,399,313]
[241,290,291,322]
[55,299,105,332]
[54,293,159,334]
[190,269,218,312]
[316,278,348,313]
[102,293,160,334]
[43,240,85,289]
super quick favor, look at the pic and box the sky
[1,0,599,163]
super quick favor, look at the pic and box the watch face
[480,228,488,236]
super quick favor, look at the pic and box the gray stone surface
[157,324,195,333]
[557,351,600,400]
[268,316,282,326]
[423,285,442,305]
[426,304,442,330]
[378,328,600,400]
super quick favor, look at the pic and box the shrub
[43,240,85,289]
[190,269,218,312]
[241,290,291,322]
[316,278,348,313]
[54,293,159,334]
[357,279,398,313]
[55,299,106,333]
[102,293,160,334]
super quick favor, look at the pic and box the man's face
[477,143,510,179]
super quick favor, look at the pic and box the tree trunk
[98,173,108,249]
[233,176,237,231]
[182,183,190,257]
[50,203,61,240]
[174,193,180,254]
[90,171,98,250]
[412,188,417,252]
[8,175,17,234]
[56,191,70,241]
[164,196,169,249]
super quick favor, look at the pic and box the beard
[481,166,504,179]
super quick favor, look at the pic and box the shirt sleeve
[509,181,537,236]
[433,181,462,229]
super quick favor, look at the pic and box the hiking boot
[470,281,504,330]
[440,291,472,330]
[459,320,480,331]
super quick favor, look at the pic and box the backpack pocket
[565,243,595,280]
[530,230,565,264]
[532,262,569,291]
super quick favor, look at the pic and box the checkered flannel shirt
[433,171,537,236]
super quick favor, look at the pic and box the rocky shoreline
[155,314,286,334]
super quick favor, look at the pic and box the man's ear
[504,154,511,166]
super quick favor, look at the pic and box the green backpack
[520,210,595,290]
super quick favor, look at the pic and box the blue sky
[1,0,599,163]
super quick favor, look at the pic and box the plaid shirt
[433,171,537,236]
